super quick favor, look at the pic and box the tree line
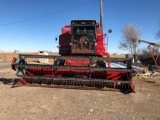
[119,21,160,63]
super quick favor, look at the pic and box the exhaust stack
[100,0,103,34]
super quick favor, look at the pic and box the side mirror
[108,29,112,33]
[138,40,141,43]
[55,37,58,41]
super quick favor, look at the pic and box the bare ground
[0,62,160,120]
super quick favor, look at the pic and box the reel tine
[20,75,134,93]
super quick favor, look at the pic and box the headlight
[57,45,61,48]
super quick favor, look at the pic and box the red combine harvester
[11,20,135,92]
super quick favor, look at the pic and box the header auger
[11,20,135,93]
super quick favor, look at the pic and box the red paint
[11,57,17,70]
[65,59,89,66]
[25,67,131,81]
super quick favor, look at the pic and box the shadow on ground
[0,78,15,85]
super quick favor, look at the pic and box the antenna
[100,0,103,34]
[72,12,75,19]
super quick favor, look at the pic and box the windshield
[72,26,96,41]
[71,25,96,51]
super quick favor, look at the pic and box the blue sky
[0,0,160,54]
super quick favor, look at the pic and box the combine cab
[11,20,135,92]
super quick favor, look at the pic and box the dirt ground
[0,60,160,120]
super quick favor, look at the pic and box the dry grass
[0,52,125,62]
[0,52,59,63]
[148,76,160,86]
[0,52,18,62]
[110,54,125,58]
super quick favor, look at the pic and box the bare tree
[119,24,141,63]
[155,21,160,40]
